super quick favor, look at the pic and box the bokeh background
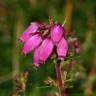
[0,0,96,96]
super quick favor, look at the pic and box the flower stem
[55,63,65,96]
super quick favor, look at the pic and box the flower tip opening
[19,36,25,44]
[58,56,65,61]
[33,63,40,70]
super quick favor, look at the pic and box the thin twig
[55,63,65,96]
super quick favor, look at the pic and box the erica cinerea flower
[33,47,42,68]
[33,38,54,68]
[39,38,54,62]
[20,22,40,43]
[19,18,80,96]
[50,24,64,43]
[20,19,69,68]
[22,34,42,55]
[56,38,68,60]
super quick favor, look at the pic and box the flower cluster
[20,21,68,68]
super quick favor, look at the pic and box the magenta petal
[57,38,68,60]
[22,34,42,55]
[50,24,64,43]
[33,47,41,68]
[20,22,39,43]
[39,38,54,62]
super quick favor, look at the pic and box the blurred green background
[0,0,96,96]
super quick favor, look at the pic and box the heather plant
[14,17,80,96]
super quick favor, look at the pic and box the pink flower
[39,38,54,62]
[56,38,68,60]
[33,47,42,68]
[22,34,42,55]
[50,24,64,43]
[19,21,71,68]
[20,22,39,43]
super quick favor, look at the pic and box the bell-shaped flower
[20,22,39,43]
[39,38,54,62]
[56,38,68,60]
[50,24,64,43]
[22,34,42,55]
[33,47,42,68]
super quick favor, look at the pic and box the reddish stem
[55,63,65,96]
